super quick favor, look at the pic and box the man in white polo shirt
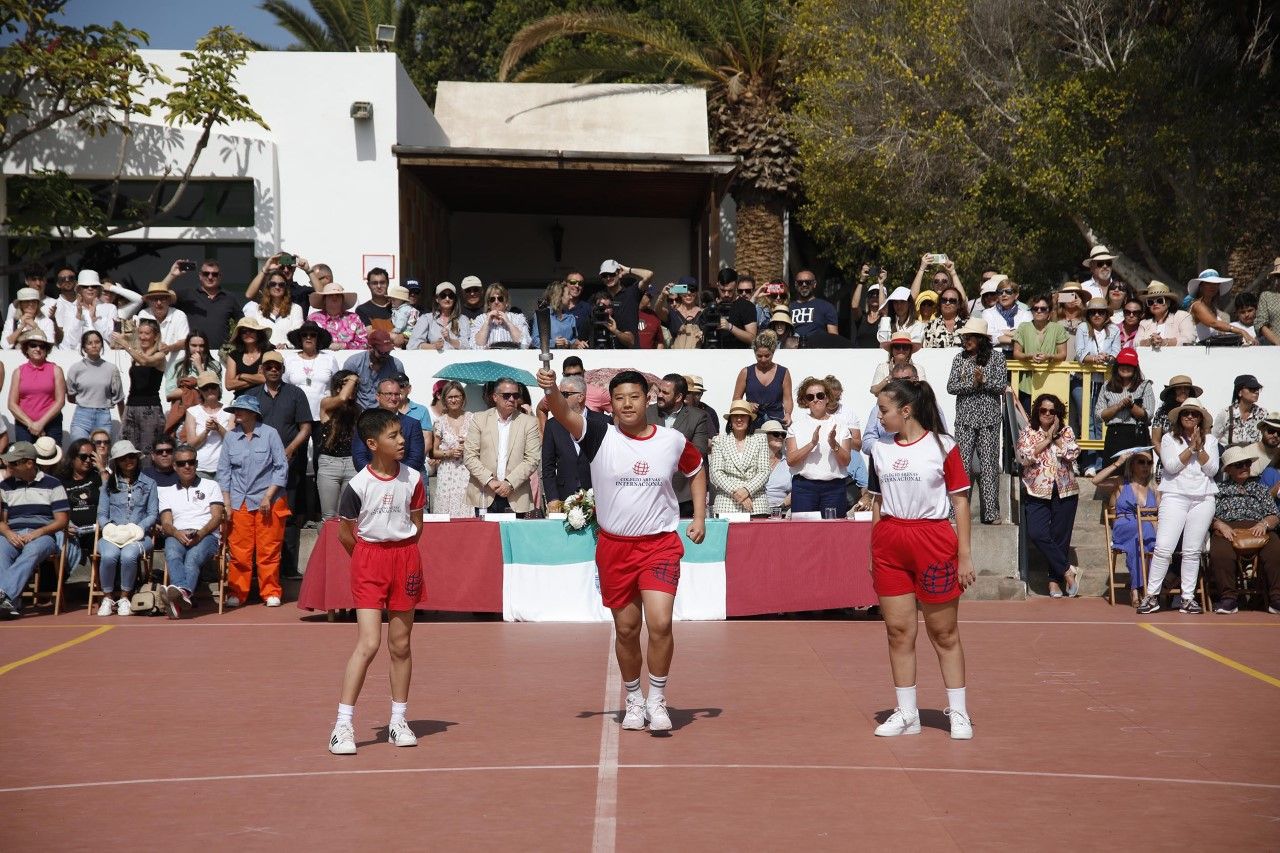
[157,445,224,618]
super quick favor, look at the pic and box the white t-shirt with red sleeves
[866,432,970,520]
[574,418,703,537]
[337,462,426,542]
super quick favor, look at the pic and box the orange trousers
[227,500,289,601]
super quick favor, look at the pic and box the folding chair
[1102,507,1129,606]
[84,524,104,615]
[160,520,230,613]
[21,533,70,615]
[1232,546,1266,611]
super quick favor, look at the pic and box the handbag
[1203,332,1243,347]
[1231,532,1270,555]
[129,581,166,616]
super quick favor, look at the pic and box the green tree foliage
[789,0,1280,291]
[258,0,420,52]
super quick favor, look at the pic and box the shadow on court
[873,708,950,733]
[356,719,459,747]
[578,707,723,732]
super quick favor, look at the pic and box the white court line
[592,637,621,853]
[2,762,1276,795]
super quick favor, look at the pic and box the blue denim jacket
[97,472,159,532]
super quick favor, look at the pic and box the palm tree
[259,0,419,53]
[499,1,798,280]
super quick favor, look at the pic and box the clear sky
[60,0,293,49]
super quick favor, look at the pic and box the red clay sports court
[2,599,1278,850]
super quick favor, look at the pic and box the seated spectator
[59,438,105,573]
[759,419,791,514]
[0,441,70,617]
[710,400,771,515]
[1150,375,1202,448]
[157,445,225,619]
[915,290,939,329]
[732,332,792,428]
[6,263,56,333]
[1188,269,1255,344]
[1136,282,1195,347]
[1230,291,1260,341]
[430,380,474,517]
[164,331,221,408]
[218,395,288,608]
[541,375,604,512]
[870,330,927,395]
[95,441,159,617]
[876,287,920,343]
[864,363,936,445]
[920,285,967,348]
[1017,394,1081,598]
[1075,298,1120,466]
[1213,374,1267,448]
[1251,415,1280,479]
[9,329,65,443]
[647,374,711,515]
[471,283,529,349]
[532,280,586,350]
[242,267,304,349]
[463,378,540,516]
[824,375,863,445]
[143,435,179,487]
[1257,256,1280,345]
[789,270,842,346]
[1208,446,1280,614]
[982,278,1031,350]
[1012,293,1069,410]
[34,436,61,475]
[1055,284,1087,345]
[1091,447,1158,607]
[184,372,234,478]
[223,316,273,394]
[1115,297,1144,349]
[1093,348,1154,468]
[308,282,367,351]
[66,330,123,442]
[3,287,55,349]
[408,281,469,351]
[786,377,854,516]
[967,276,1000,317]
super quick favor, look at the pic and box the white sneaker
[329,722,356,755]
[224,595,241,608]
[646,696,673,732]
[621,696,647,730]
[946,708,974,740]
[388,719,418,747]
[97,598,115,617]
[265,596,282,607]
[160,586,181,620]
[116,597,132,616]
[874,708,921,737]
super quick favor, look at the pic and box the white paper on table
[483,513,519,522]
[717,512,751,523]
[546,512,567,520]
[421,514,452,523]
[851,511,873,522]
[790,511,822,520]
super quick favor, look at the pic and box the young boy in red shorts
[328,408,426,755]
[538,367,707,733]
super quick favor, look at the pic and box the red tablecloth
[297,519,503,612]
[724,520,874,616]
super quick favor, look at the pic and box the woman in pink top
[307,282,367,350]
[8,329,66,443]
[1017,393,1082,598]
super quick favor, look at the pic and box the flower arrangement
[562,488,597,534]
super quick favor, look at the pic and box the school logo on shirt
[633,461,650,476]
[892,458,909,471]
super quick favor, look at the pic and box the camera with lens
[699,303,722,349]
[592,298,619,348]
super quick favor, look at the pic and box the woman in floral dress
[430,381,475,516]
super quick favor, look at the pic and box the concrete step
[962,575,1027,601]
[964,519,1025,599]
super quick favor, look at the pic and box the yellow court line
[0,626,114,677]
[1139,623,1280,689]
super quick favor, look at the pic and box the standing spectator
[1055,284,1087,347]
[163,259,244,351]
[1213,374,1268,449]
[457,275,486,323]
[308,282,367,351]
[94,440,158,616]
[243,253,317,311]
[1257,256,1280,346]
[541,375,600,512]
[707,273,758,348]
[1116,297,1143,349]
[65,330,123,442]
[6,264,56,332]
[317,371,360,521]
[1074,298,1120,470]
[1189,269,1255,344]
[351,379,425,473]
[470,283,529,349]
[982,279,1031,350]
[1093,347,1154,465]
[157,445,225,619]
[463,378,541,516]
[9,330,66,443]
[562,271,592,338]
[947,318,1007,524]
[648,374,712,517]
[243,269,303,350]
[131,282,190,359]
[1090,447,1158,607]
[1150,375,1202,449]
[184,372,235,479]
[767,308,799,350]
[112,318,167,454]
[850,282,885,349]
[785,377,854,517]
[217,395,289,608]
[1138,397,1220,614]
[732,332,792,428]
[760,419,792,514]
[532,281,586,349]
[394,374,433,447]
[223,316,273,394]
[595,259,651,348]
[283,321,340,424]
[387,283,419,345]
[824,375,864,443]
[1103,279,1138,324]
[710,400,771,515]
[1207,446,1280,614]
[343,330,404,411]
[143,435,179,488]
[652,277,704,349]
[58,438,105,575]
[164,331,221,408]
[1136,282,1196,347]
[57,270,141,350]
[430,380,475,517]
[408,281,469,351]
[876,287,920,343]
[683,374,718,428]
[3,287,55,349]
[1080,245,1119,298]
[354,267,397,342]
[910,254,966,303]
[1017,394,1082,597]
[0,442,69,618]
[870,331,927,395]
[790,270,841,345]
[1011,294,1068,408]
[47,266,80,337]
[921,285,968,348]
[249,351,314,578]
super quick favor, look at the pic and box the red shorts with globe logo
[595,530,684,609]
[350,538,424,611]
[870,517,961,604]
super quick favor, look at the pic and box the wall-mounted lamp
[550,219,565,263]
[350,101,373,120]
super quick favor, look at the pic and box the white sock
[336,703,354,727]
[623,677,643,702]
[648,674,668,703]
[390,700,408,725]
[946,687,967,716]
[894,685,918,717]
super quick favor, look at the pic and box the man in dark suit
[646,373,711,517]
[542,374,607,511]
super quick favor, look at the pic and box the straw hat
[723,399,756,420]
[1187,269,1233,298]
[231,315,270,338]
[1082,245,1118,267]
[769,308,793,327]
[684,375,705,394]
[1270,256,1280,278]
[17,328,52,350]
[308,281,358,310]
[957,317,989,338]
[1159,375,1203,404]
[1221,445,1261,470]
[1143,281,1174,302]
[387,284,412,302]
[142,282,176,302]
[1057,282,1089,303]
[33,436,62,467]
[758,419,786,435]
[881,329,922,352]
[1167,397,1212,424]
[195,370,221,389]
[1084,297,1110,313]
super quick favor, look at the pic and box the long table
[297,518,875,620]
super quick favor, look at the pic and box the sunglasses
[560,390,580,397]
[152,448,173,455]
[600,273,617,281]
[997,288,1016,296]
[1227,460,1252,469]
[1087,309,1109,316]
[1095,260,1113,267]
[891,343,912,350]
[57,274,76,282]
[268,281,287,287]
[263,362,283,369]
[567,280,584,287]
[76,454,94,462]
[939,297,960,305]
[1123,309,1143,316]
[1180,411,1201,419]
[498,392,521,401]
[463,287,481,294]
[1032,305,1051,313]
[802,392,827,402]
[438,293,455,300]
[488,296,505,303]
[174,460,197,468]
[1108,284,1126,291]
[377,390,402,398]
[200,271,221,278]
[795,279,816,286]
[93,439,110,445]
[737,287,753,294]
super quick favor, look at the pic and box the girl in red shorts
[866,378,975,739]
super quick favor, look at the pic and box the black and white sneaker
[0,592,16,618]
[1136,595,1161,614]
[1180,598,1203,614]
[329,722,356,755]
[1213,599,1238,615]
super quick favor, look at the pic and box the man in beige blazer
[463,378,542,516]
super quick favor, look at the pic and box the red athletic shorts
[595,530,684,609]
[870,517,961,604]
[350,538,424,611]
